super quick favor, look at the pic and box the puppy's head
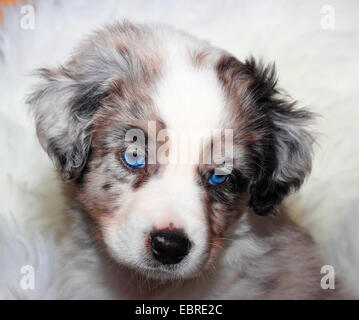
[28,22,313,279]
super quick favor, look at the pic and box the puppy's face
[28,23,313,279]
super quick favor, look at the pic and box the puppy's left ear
[242,58,314,215]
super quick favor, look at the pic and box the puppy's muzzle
[150,230,191,265]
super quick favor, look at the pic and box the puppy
[28,21,349,299]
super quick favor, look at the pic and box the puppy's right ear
[27,67,108,181]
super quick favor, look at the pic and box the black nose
[150,230,191,265]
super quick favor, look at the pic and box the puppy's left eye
[122,151,145,168]
[209,173,228,185]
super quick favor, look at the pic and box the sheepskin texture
[0,0,358,299]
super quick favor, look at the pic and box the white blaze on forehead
[153,46,225,132]
[152,43,227,166]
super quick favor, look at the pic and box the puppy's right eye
[122,151,145,168]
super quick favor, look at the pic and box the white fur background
[0,0,358,299]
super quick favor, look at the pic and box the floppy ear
[243,58,314,215]
[27,67,108,181]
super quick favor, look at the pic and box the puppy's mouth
[138,261,200,280]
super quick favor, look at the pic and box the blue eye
[209,173,228,185]
[122,151,145,168]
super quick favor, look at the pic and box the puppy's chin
[136,265,202,281]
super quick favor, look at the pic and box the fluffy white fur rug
[0,0,358,299]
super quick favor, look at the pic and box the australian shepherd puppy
[27,21,349,299]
